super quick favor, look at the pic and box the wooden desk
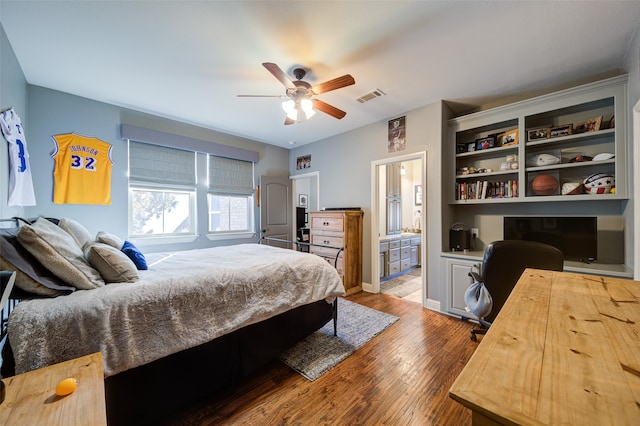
[0,352,106,425]
[449,269,640,425]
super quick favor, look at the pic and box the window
[208,156,255,235]
[130,188,194,236]
[128,142,196,238]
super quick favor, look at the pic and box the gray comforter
[8,243,345,377]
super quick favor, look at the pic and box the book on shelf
[455,179,519,200]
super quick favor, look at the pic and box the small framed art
[298,194,309,209]
[549,124,573,138]
[497,129,518,146]
[527,128,549,141]
[414,185,422,206]
[298,194,308,208]
[574,116,602,134]
[475,136,495,151]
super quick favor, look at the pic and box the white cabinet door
[441,257,481,318]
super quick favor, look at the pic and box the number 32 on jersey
[52,133,113,204]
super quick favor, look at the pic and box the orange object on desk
[0,352,106,425]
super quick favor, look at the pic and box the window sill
[129,235,198,246]
[207,232,257,241]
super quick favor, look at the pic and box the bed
[0,217,345,424]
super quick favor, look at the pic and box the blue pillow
[121,240,148,270]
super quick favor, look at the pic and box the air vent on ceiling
[356,88,386,103]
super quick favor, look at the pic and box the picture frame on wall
[296,155,311,170]
[415,185,422,206]
[298,194,308,208]
[387,116,406,153]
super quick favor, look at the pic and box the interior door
[260,175,292,249]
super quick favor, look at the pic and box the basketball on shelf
[531,174,559,195]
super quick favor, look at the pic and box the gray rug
[278,298,399,381]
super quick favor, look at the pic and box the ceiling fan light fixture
[300,98,315,119]
[282,99,298,121]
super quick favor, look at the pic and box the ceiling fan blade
[284,116,295,125]
[312,74,355,94]
[263,62,294,88]
[312,99,347,119]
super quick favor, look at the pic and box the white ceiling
[1,1,639,149]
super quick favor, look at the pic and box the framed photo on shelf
[497,129,519,146]
[549,124,573,138]
[467,142,476,152]
[574,116,602,134]
[527,127,549,141]
[475,136,495,151]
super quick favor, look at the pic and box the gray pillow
[85,242,139,283]
[96,231,124,250]
[17,218,105,290]
[0,227,75,297]
[59,217,93,249]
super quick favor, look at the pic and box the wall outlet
[471,228,479,239]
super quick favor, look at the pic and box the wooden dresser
[309,210,363,295]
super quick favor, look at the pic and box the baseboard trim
[426,298,440,312]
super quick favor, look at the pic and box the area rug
[278,298,399,381]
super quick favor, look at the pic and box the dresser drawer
[388,240,401,250]
[388,247,400,262]
[388,261,401,275]
[310,215,344,232]
[401,246,411,260]
[401,238,411,247]
[401,258,411,271]
[379,241,389,252]
[310,234,344,248]
[312,250,344,272]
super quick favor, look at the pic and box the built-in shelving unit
[448,75,628,204]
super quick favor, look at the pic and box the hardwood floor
[168,292,477,425]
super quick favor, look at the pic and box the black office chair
[468,240,564,341]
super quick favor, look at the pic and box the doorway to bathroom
[370,152,426,305]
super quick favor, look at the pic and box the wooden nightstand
[0,352,106,425]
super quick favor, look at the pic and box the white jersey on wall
[0,108,36,206]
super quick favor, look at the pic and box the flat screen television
[503,216,597,262]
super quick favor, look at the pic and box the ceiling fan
[238,62,355,125]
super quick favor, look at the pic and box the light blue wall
[289,102,446,301]
[0,23,29,221]
[23,85,289,253]
[1,23,290,248]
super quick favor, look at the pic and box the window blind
[129,141,196,186]
[208,156,254,194]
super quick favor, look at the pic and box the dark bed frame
[0,228,343,425]
[1,295,334,425]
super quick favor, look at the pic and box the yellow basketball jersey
[52,133,113,204]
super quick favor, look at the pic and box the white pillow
[84,242,139,283]
[96,231,124,250]
[17,218,104,290]
[59,217,93,249]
